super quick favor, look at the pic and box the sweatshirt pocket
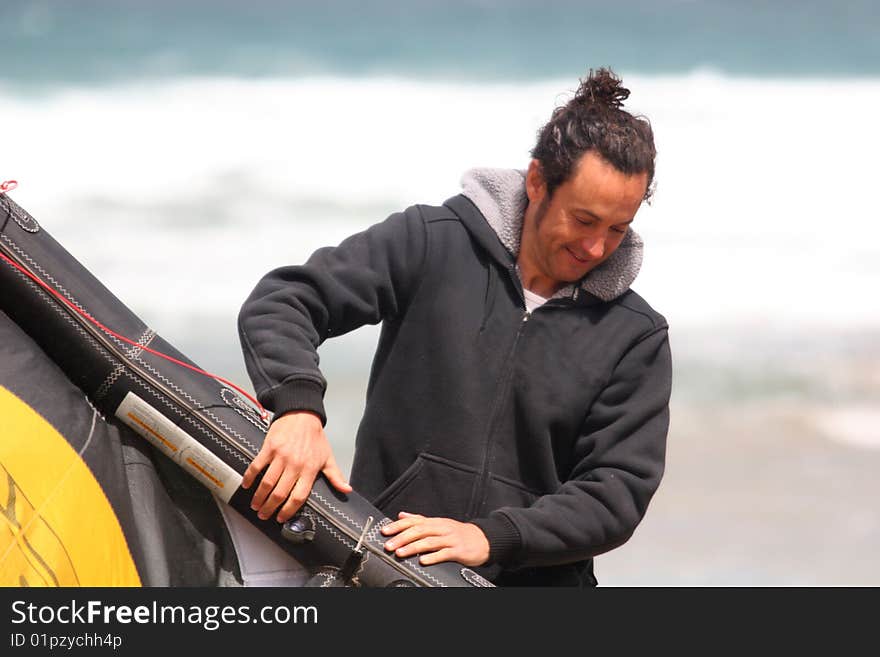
[372,452,478,521]
[480,473,542,515]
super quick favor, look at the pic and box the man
[237,67,671,586]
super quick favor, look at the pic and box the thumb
[323,456,352,493]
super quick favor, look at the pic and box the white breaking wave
[2,73,880,331]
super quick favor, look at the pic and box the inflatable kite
[0,188,492,588]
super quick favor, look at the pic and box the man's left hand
[380,511,490,567]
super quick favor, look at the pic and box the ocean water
[4,1,880,83]
[3,1,878,585]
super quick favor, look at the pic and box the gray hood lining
[460,168,643,302]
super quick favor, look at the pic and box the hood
[459,167,643,302]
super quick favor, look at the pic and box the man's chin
[561,263,598,283]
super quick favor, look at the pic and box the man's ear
[525,159,547,204]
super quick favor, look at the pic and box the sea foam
[2,73,879,332]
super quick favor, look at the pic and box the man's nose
[581,235,606,260]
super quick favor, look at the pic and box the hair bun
[575,68,630,109]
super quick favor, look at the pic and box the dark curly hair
[531,67,656,201]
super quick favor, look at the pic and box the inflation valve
[281,511,316,544]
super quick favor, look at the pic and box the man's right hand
[241,411,352,523]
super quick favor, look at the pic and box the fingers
[249,459,284,511]
[241,446,270,489]
[256,468,297,520]
[382,516,436,551]
[379,517,489,567]
[323,455,352,494]
[243,412,347,522]
[383,511,422,530]
[389,536,445,559]
[380,511,424,536]
[276,470,317,523]
[242,417,289,490]
[417,547,456,566]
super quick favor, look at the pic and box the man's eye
[611,226,628,235]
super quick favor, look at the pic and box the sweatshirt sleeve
[471,324,672,569]
[237,206,428,424]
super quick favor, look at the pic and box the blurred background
[2,0,878,585]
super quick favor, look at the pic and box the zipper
[466,264,579,518]
[465,266,532,518]
[465,311,528,518]
[306,497,442,586]
[506,263,526,308]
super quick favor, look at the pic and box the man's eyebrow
[573,208,633,225]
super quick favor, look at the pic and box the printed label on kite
[115,392,242,502]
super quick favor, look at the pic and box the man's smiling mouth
[565,247,592,264]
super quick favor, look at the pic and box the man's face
[519,151,648,296]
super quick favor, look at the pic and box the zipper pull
[354,516,375,553]
[522,311,530,322]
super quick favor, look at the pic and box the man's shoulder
[610,288,669,332]
[408,200,463,225]
[400,198,484,246]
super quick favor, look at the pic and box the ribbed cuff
[470,512,522,567]
[259,379,327,426]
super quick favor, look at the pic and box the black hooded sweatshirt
[238,169,672,586]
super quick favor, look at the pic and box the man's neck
[516,254,562,299]
[517,207,563,298]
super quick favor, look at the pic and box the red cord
[0,249,268,421]
[1,180,18,195]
